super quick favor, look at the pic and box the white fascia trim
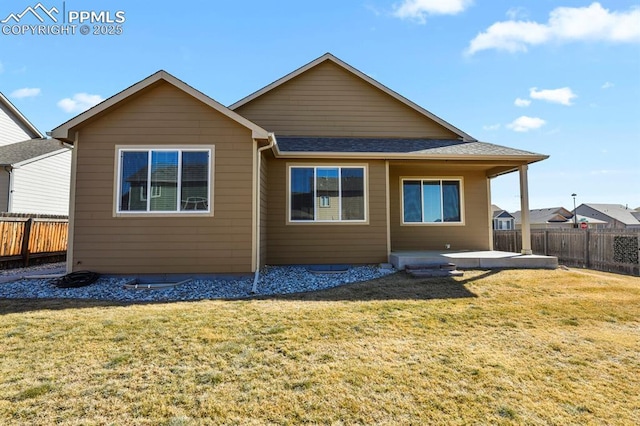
[51,71,269,142]
[0,92,44,138]
[229,53,476,142]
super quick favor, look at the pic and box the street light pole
[571,193,577,228]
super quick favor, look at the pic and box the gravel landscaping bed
[0,264,395,302]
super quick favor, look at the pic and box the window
[402,178,462,224]
[497,219,512,230]
[289,166,366,222]
[140,185,161,201]
[117,148,212,213]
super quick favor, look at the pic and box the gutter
[251,132,276,293]
[270,144,549,164]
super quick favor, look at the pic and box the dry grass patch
[0,268,639,424]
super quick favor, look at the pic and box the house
[512,207,606,229]
[0,92,71,215]
[574,204,640,229]
[1,92,43,146]
[51,53,548,275]
[492,205,515,230]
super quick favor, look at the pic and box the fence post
[21,218,33,267]
[585,229,590,269]
[544,230,548,255]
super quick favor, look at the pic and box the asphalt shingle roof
[276,137,544,157]
[581,204,640,226]
[512,207,573,225]
[0,139,66,166]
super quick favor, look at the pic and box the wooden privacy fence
[0,216,68,266]
[494,229,640,276]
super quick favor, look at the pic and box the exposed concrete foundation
[390,250,558,270]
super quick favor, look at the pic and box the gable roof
[0,92,44,139]
[230,53,476,142]
[491,205,514,219]
[0,138,67,167]
[578,203,640,226]
[51,70,270,143]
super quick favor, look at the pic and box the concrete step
[405,262,464,278]
[405,263,457,271]
[409,269,464,278]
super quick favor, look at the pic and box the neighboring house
[0,92,43,147]
[575,204,640,229]
[0,139,71,214]
[512,207,606,229]
[51,53,548,274]
[492,205,515,230]
[0,92,71,215]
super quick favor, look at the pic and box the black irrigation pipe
[51,271,100,288]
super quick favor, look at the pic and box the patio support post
[518,164,533,255]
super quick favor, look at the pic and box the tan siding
[235,61,459,138]
[266,159,387,265]
[390,165,491,251]
[71,82,254,274]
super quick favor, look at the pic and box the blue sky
[1,0,639,212]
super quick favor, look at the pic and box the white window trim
[287,163,369,225]
[113,145,215,217]
[400,176,465,226]
[319,195,330,208]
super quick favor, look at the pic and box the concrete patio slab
[389,250,558,270]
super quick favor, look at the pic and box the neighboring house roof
[275,137,546,163]
[513,207,573,225]
[578,203,640,226]
[0,138,66,166]
[230,53,477,142]
[127,164,208,183]
[492,208,514,219]
[0,92,44,139]
[50,71,270,142]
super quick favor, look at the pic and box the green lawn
[1,268,639,425]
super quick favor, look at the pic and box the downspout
[251,133,276,293]
[3,166,13,212]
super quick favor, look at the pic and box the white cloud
[506,7,528,20]
[393,0,473,23]
[507,116,546,132]
[483,123,501,131]
[466,2,640,55]
[57,93,104,113]
[529,87,577,106]
[601,81,614,89]
[514,97,531,107]
[10,87,41,99]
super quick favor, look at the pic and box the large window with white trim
[289,166,366,222]
[402,178,463,224]
[117,148,212,213]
